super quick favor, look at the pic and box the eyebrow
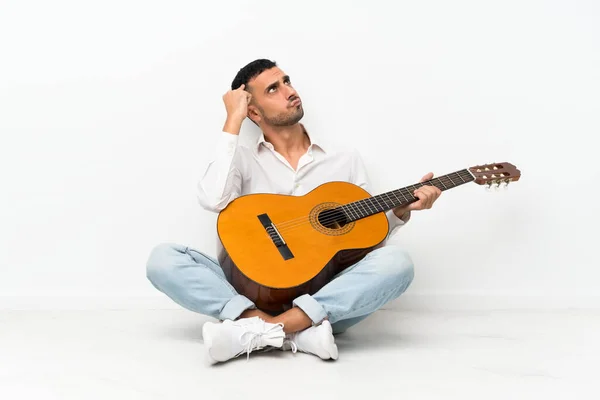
[265,75,291,94]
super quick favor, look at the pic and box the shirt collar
[256,124,327,154]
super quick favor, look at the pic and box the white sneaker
[202,317,285,364]
[282,320,339,360]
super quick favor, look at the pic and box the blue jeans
[146,243,414,334]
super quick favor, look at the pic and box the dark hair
[231,59,277,91]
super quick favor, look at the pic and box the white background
[1,0,598,308]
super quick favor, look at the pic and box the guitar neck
[342,168,475,222]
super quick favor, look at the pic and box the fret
[371,197,380,213]
[398,189,409,203]
[456,172,465,183]
[355,199,368,217]
[342,205,355,221]
[401,188,415,202]
[383,193,397,208]
[381,196,389,209]
[365,198,377,214]
[409,190,416,201]
[447,174,456,186]
[379,194,388,209]
[373,195,386,212]
[366,197,376,213]
[339,206,347,220]
[353,202,362,218]
[390,191,403,205]
[378,198,386,212]
[356,201,367,218]
[436,177,447,190]
[460,170,473,182]
[372,195,380,210]
[385,193,396,208]
[348,202,362,219]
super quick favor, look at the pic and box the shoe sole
[202,322,218,365]
[321,321,339,360]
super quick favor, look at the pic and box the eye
[268,86,276,93]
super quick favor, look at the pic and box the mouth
[289,98,301,107]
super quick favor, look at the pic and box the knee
[146,243,183,286]
[375,246,415,286]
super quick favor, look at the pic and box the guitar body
[217,181,389,314]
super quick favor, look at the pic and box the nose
[284,85,298,101]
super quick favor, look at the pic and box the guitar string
[274,172,473,233]
[273,172,474,234]
[272,171,473,230]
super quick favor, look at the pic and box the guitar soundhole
[317,208,348,229]
[309,202,355,235]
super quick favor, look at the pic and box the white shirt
[197,128,408,259]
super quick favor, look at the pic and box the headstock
[469,162,521,189]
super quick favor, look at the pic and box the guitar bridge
[257,213,294,260]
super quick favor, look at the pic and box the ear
[247,104,261,124]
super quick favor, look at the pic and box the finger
[417,187,435,209]
[238,84,246,91]
[425,186,442,208]
[408,200,423,211]
[413,186,441,210]
[427,191,436,208]
[420,172,434,183]
[409,190,426,210]
[416,189,432,209]
[425,186,440,208]
[423,187,436,208]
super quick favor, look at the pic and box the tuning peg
[503,179,510,190]
[486,182,493,191]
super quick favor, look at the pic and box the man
[146,59,441,364]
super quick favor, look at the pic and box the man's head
[231,59,304,127]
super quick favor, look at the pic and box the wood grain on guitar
[217,162,521,314]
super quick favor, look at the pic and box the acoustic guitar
[217,162,521,314]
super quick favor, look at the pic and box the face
[247,67,304,127]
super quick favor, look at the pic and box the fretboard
[341,169,475,222]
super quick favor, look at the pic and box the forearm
[222,116,244,136]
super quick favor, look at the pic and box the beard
[261,105,304,127]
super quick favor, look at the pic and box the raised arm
[196,85,252,212]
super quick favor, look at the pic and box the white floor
[1,308,598,400]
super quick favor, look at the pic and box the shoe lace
[283,339,298,353]
[239,321,284,360]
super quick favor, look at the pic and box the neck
[261,124,309,155]
[341,169,475,222]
